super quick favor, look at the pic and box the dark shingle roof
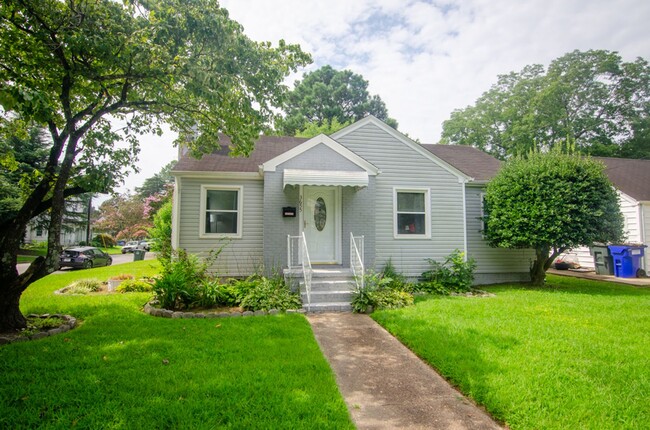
[173,135,308,173]
[421,144,502,181]
[595,157,650,201]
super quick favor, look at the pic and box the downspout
[461,179,468,261]
[171,176,181,250]
[639,203,646,270]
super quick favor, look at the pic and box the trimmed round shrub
[117,279,153,293]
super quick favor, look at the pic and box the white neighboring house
[572,157,650,270]
[24,197,90,246]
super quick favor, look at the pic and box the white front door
[303,186,339,264]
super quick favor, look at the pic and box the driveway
[16,251,156,275]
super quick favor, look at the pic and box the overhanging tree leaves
[442,50,650,160]
[484,150,624,285]
[276,65,398,135]
[0,0,310,331]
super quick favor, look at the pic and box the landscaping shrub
[117,279,153,293]
[65,278,103,294]
[419,249,477,293]
[110,273,135,281]
[91,233,115,248]
[371,289,414,309]
[240,277,301,311]
[152,271,196,310]
[351,271,414,313]
[381,258,414,292]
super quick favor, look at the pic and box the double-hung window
[394,188,430,238]
[200,185,243,238]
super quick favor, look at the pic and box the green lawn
[0,261,352,429]
[372,275,650,430]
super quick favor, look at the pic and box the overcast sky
[119,0,650,194]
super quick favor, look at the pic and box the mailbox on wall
[282,207,297,217]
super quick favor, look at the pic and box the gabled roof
[421,144,502,182]
[595,157,650,202]
[173,135,307,173]
[262,133,379,174]
[332,116,472,182]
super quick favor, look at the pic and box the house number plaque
[314,197,327,231]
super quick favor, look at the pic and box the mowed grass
[0,261,353,429]
[372,274,650,430]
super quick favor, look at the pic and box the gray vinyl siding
[465,185,534,283]
[280,143,365,171]
[263,171,300,272]
[336,122,465,277]
[263,144,375,270]
[178,176,264,276]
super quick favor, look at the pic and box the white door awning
[283,169,369,188]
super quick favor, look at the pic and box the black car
[59,246,113,269]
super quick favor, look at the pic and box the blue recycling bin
[608,245,646,278]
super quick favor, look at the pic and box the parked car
[136,240,152,251]
[59,247,112,269]
[121,241,139,254]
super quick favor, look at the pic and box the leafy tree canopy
[441,50,650,160]
[276,65,398,135]
[0,0,310,331]
[135,161,176,199]
[484,150,624,285]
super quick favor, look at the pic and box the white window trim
[393,187,431,239]
[199,185,243,239]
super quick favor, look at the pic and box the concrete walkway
[308,313,502,430]
[548,268,650,286]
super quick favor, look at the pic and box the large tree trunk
[530,246,564,286]
[530,247,550,286]
[0,285,27,331]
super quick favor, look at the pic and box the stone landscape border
[143,302,305,319]
[0,314,77,345]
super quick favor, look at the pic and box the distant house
[24,197,90,246]
[171,116,534,287]
[571,157,650,271]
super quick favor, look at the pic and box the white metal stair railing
[287,233,313,312]
[350,233,364,290]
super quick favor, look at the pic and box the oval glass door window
[314,197,327,231]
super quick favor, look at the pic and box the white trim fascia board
[616,189,638,205]
[172,171,262,180]
[261,133,380,174]
[171,176,181,249]
[332,115,472,182]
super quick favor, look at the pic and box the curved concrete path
[308,313,502,430]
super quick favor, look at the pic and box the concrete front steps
[285,267,356,312]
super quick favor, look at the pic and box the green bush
[240,277,301,311]
[419,250,477,293]
[65,278,102,294]
[117,279,153,293]
[91,233,115,248]
[351,271,414,313]
[381,258,414,292]
[371,289,414,309]
[152,271,196,310]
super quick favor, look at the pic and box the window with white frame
[480,192,488,236]
[200,185,243,237]
[394,188,430,238]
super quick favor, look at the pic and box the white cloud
[122,0,650,191]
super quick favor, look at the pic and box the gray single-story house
[171,116,534,290]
